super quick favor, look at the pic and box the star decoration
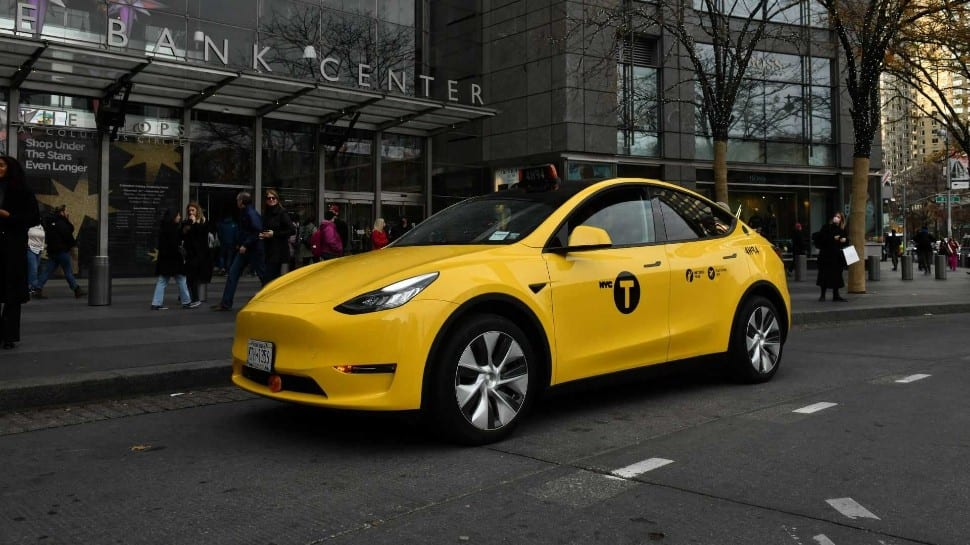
[148,248,159,263]
[114,141,182,183]
[36,179,101,238]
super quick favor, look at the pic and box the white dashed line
[611,458,674,478]
[793,402,838,414]
[826,497,880,520]
[813,535,837,545]
[895,374,931,383]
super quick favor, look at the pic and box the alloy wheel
[454,330,530,431]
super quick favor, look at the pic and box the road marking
[813,535,837,545]
[826,497,881,520]
[895,374,931,383]
[612,458,674,478]
[793,402,838,414]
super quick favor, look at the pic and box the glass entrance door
[324,198,374,254]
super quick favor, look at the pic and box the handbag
[842,245,860,266]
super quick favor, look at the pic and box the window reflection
[381,134,423,193]
[263,119,317,224]
[323,126,374,192]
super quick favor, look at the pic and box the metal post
[935,254,947,280]
[867,255,880,281]
[793,254,807,281]
[901,254,913,280]
[6,89,18,158]
[88,131,112,306]
[945,130,952,239]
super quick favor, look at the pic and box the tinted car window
[653,188,734,242]
[550,186,654,247]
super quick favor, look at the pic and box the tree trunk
[714,139,728,205]
[848,157,869,293]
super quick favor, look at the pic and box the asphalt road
[2,314,968,545]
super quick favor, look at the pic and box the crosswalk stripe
[826,497,880,520]
[895,374,931,383]
[793,402,838,414]
[612,458,674,478]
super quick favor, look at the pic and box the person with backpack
[34,204,84,299]
[309,210,343,261]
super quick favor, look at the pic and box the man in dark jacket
[914,226,935,274]
[213,191,264,311]
[35,204,85,299]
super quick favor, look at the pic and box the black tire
[427,314,537,445]
[728,296,783,383]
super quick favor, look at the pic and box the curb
[0,359,232,412]
[792,303,970,326]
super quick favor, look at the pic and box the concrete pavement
[1,259,968,411]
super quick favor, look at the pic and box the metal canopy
[0,35,495,133]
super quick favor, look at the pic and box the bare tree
[574,0,801,204]
[815,0,963,292]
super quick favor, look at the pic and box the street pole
[946,131,953,239]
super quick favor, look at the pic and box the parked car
[231,173,792,444]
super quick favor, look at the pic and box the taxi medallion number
[246,340,274,373]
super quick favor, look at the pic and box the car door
[653,187,749,361]
[543,185,670,384]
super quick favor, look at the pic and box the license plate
[246,340,274,373]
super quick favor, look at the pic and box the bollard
[901,255,913,280]
[935,254,947,280]
[794,254,807,282]
[198,282,208,303]
[867,255,880,281]
[88,255,111,306]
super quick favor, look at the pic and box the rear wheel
[729,296,783,383]
[427,314,537,445]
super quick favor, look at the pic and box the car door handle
[643,260,662,268]
[723,253,737,260]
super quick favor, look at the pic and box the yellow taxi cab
[231,167,791,444]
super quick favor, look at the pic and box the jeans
[152,275,191,307]
[219,249,265,309]
[37,250,78,291]
[220,246,236,272]
[26,250,41,290]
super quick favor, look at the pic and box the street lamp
[937,128,953,239]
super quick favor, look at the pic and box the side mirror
[548,225,613,255]
[568,225,612,247]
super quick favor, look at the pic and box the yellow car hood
[255,245,498,304]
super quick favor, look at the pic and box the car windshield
[394,195,563,246]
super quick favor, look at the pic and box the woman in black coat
[181,201,213,304]
[259,189,294,283]
[815,211,849,302]
[0,156,41,349]
[151,209,197,310]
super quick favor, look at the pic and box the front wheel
[728,296,783,383]
[426,314,537,445]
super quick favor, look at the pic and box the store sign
[14,3,486,106]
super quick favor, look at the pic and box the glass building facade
[0,1,880,278]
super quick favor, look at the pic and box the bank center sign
[13,3,485,107]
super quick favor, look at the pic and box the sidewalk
[1,259,968,412]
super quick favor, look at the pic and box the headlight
[335,272,439,314]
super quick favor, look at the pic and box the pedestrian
[213,191,264,311]
[371,217,389,250]
[260,189,294,283]
[295,216,316,267]
[791,222,807,257]
[387,216,413,243]
[181,201,212,305]
[0,155,41,349]
[151,209,198,310]
[309,210,342,261]
[328,204,349,255]
[885,228,901,271]
[215,214,239,275]
[945,236,959,272]
[26,222,45,297]
[34,204,85,299]
[914,226,934,275]
[815,211,849,302]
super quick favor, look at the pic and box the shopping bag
[842,245,860,266]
